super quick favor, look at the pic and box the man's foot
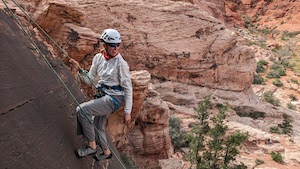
[76,146,97,157]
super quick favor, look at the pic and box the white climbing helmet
[100,29,122,43]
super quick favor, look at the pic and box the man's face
[105,43,121,57]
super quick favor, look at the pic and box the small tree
[185,96,211,167]
[169,115,188,149]
[185,96,249,169]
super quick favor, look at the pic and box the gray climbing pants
[76,94,124,150]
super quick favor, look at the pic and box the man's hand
[124,114,131,125]
[69,59,81,70]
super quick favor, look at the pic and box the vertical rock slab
[0,9,87,169]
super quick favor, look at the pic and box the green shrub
[291,78,299,85]
[287,102,297,110]
[253,74,265,84]
[289,57,300,74]
[256,60,268,73]
[244,18,254,28]
[169,115,188,149]
[236,111,265,119]
[277,68,286,76]
[273,79,283,87]
[257,27,271,35]
[120,153,138,169]
[266,64,286,78]
[270,126,280,134]
[270,114,293,136]
[280,114,293,136]
[270,63,282,70]
[258,60,269,66]
[271,151,283,163]
[255,159,264,165]
[260,43,267,48]
[256,64,267,73]
[263,91,280,106]
[272,46,291,58]
[270,64,286,76]
[289,94,298,101]
[246,41,255,46]
[266,71,280,78]
[282,59,295,69]
[281,31,300,41]
[269,56,276,62]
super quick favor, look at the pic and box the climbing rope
[2,0,126,168]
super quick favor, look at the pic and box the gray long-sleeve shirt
[80,52,133,114]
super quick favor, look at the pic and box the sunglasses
[107,43,121,47]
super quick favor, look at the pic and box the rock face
[128,82,173,165]
[171,0,227,22]
[19,0,256,92]
[0,9,87,169]
[32,1,99,63]
[226,0,300,32]
[82,0,255,91]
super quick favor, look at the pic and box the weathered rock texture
[128,82,173,167]
[83,0,256,91]
[31,1,98,64]
[171,0,227,22]
[0,9,88,169]
[225,0,300,32]
[17,0,256,92]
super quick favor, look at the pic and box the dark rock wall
[0,9,88,169]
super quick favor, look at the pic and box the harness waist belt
[95,86,120,112]
[101,84,123,91]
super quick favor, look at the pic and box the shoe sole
[75,150,97,158]
[93,153,113,161]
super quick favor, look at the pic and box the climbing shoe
[93,152,113,161]
[76,146,97,157]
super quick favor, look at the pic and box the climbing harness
[2,0,126,168]
[78,67,122,112]
[94,84,123,112]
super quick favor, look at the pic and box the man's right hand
[124,114,131,125]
